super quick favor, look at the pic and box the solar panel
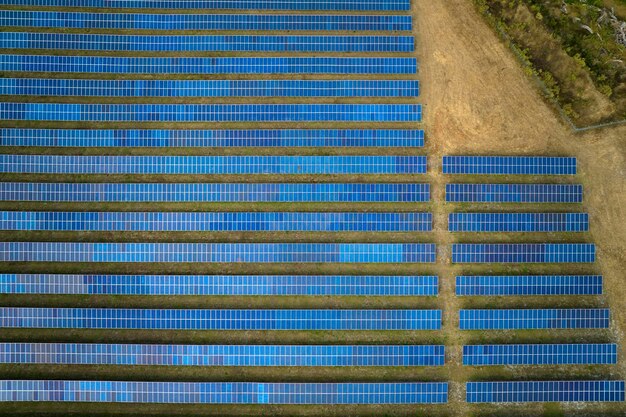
[459,309,610,330]
[1,55,417,74]
[0,242,438,263]
[463,344,617,366]
[451,243,595,263]
[0,103,423,123]
[0,155,428,175]
[0,274,440,296]
[448,213,589,232]
[445,184,583,203]
[442,156,577,175]
[0,79,420,98]
[455,275,603,296]
[0,343,445,367]
[0,381,449,404]
[0,11,413,31]
[0,183,431,203]
[1,32,415,52]
[0,128,426,148]
[466,381,625,403]
[0,0,412,11]
[0,212,433,232]
[0,308,443,330]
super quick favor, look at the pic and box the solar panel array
[455,275,603,296]
[459,309,610,330]
[442,156,577,175]
[0,183,431,202]
[2,33,415,53]
[0,55,418,74]
[463,344,617,366]
[0,11,413,31]
[0,343,445,367]
[0,0,412,11]
[466,381,625,403]
[0,274,440,296]
[0,79,420,98]
[0,128,426,148]
[451,243,596,263]
[0,381,448,404]
[448,212,589,232]
[445,184,583,203]
[0,211,433,232]
[0,242,438,263]
[0,103,423,122]
[0,308,443,330]
[0,155,427,175]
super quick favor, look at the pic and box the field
[1,0,626,416]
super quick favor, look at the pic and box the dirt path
[415,0,626,415]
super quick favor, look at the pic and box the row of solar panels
[0,381,448,404]
[0,343,617,366]
[451,243,596,263]
[0,211,590,233]
[0,183,586,203]
[0,308,611,330]
[0,211,434,232]
[0,55,418,74]
[448,212,589,232]
[1,33,416,52]
[0,78,421,98]
[442,156,577,175]
[0,128,426,147]
[0,308,443,330]
[0,242,439,263]
[0,155,428,175]
[0,11,414,31]
[0,0,412,11]
[0,242,596,263]
[0,274,604,296]
[0,343,445,367]
[446,184,582,203]
[0,155,582,176]
[0,183,431,202]
[0,103,423,122]
[0,380,624,404]
[0,155,576,176]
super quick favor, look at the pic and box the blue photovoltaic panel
[0,242,438,263]
[442,156,577,175]
[0,79,420,98]
[455,275,603,296]
[448,213,589,232]
[0,212,433,232]
[0,103,423,123]
[0,380,448,404]
[0,274,440,296]
[445,184,583,203]
[0,183,431,203]
[0,155,427,175]
[0,0,411,11]
[0,128,425,148]
[0,33,415,52]
[463,344,617,366]
[466,381,625,403]
[451,243,596,263]
[0,55,417,74]
[0,343,445,367]
[0,11,413,31]
[459,309,610,330]
[0,308,442,330]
